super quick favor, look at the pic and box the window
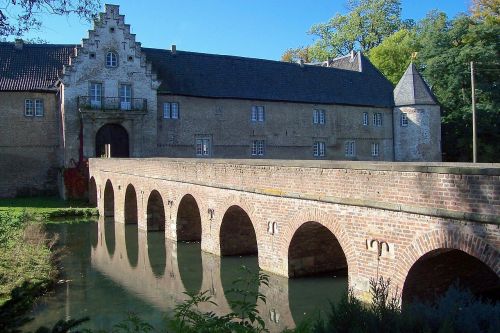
[372,143,380,157]
[373,113,383,126]
[251,140,265,156]
[401,113,408,127]
[363,112,369,126]
[89,82,102,109]
[24,99,34,116]
[25,99,44,116]
[196,138,211,157]
[313,141,326,157]
[106,51,118,67]
[119,84,131,110]
[163,102,179,119]
[344,141,356,157]
[34,99,44,116]
[313,109,325,124]
[251,106,265,122]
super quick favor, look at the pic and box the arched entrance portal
[176,194,202,242]
[219,206,257,256]
[288,221,347,278]
[402,249,500,304]
[95,123,129,158]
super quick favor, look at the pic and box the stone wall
[61,4,160,165]
[157,95,394,161]
[0,91,61,197]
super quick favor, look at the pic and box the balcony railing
[78,96,147,112]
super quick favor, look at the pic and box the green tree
[416,12,500,162]
[0,0,100,38]
[367,29,417,85]
[285,0,411,62]
[470,0,500,24]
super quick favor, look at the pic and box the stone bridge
[88,158,500,302]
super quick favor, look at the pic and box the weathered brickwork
[89,158,500,301]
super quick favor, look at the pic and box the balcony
[78,96,147,112]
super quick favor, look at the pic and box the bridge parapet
[89,158,500,224]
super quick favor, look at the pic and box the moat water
[23,219,347,332]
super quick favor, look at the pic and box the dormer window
[106,51,118,67]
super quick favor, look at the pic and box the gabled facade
[0,4,441,198]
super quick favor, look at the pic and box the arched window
[106,51,118,67]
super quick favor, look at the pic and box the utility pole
[470,61,477,163]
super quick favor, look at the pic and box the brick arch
[218,197,260,258]
[146,189,166,232]
[175,192,203,241]
[217,196,262,242]
[103,179,115,217]
[88,176,97,207]
[281,208,358,278]
[394,228,500,295]
[124,183,138,224]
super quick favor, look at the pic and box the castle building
[0,4,441,198]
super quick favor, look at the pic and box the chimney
[14,38,24,50]
[350,50,355,62]
[298,59,304,67]
[171,44,176,54]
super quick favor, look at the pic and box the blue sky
[18,0,469,60]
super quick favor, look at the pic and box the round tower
[393,63,441,162]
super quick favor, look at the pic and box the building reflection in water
[93,216,348,332]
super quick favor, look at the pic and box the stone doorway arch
[95,123,129,158]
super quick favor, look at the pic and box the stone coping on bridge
[97,158,500,176]
[89,158,500,225]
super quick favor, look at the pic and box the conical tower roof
[394,63,438,106]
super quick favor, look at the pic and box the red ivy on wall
[63,159,88,199]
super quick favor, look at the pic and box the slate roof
[394,63,438,106]
[328,52,362,72]
[0,42,75,91]
[0,41,395,107]
[143,49,394,107]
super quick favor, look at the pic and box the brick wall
[89,158,500,301]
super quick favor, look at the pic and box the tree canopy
[282,0,500,162]
[0,0,100,37]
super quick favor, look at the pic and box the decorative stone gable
[62,4,160,90]
[60,4,160,167]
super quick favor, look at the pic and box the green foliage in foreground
[0,212,57,306]
[5,269,498,333]
[312,278,500,333]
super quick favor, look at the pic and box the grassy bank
[0,196,97,218]
[0,211,57,306]
[0,197,97,306]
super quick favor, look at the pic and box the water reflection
[146,231,166,277]
[221,255,260,314]
[177,242,203,295]
[124,223,138,267]
[104,217,115,256]
[26,218,348,332]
